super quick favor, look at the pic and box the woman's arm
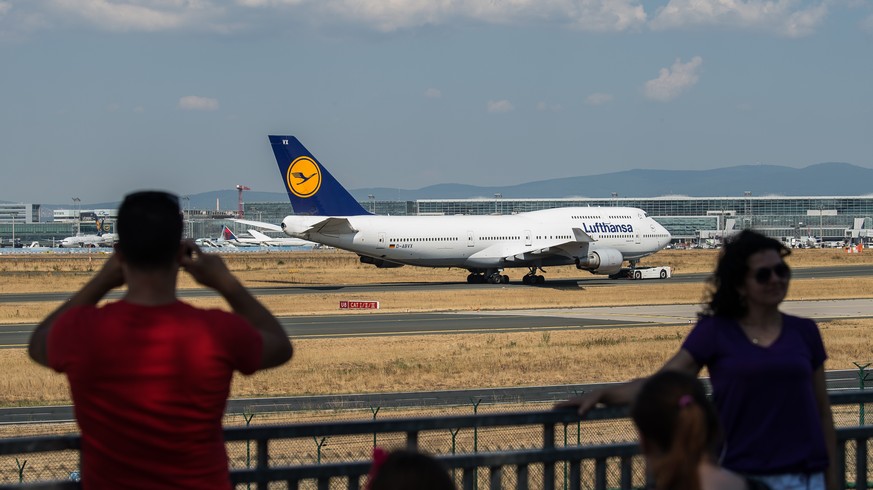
[555,348,701,416]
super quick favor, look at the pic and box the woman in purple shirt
[557,230,837,490]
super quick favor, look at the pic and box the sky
[1,0,872,205]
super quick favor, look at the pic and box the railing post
[471,398,482,490]
[563,423,569,490]
[257,439,269,490]
[543,421,555,490]
[854,362,870,425]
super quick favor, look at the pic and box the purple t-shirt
[682,313,828,475]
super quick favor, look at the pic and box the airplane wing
[471,230,593,264]
[232,219,283,232]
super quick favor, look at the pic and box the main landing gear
[466,270,509,284]
[522,267,546,285]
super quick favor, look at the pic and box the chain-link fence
[2,397,873,489]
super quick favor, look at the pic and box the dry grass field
[1,248,872,407]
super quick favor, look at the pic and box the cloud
[178,96,219,111]
[487,99,513,113]
[49,0,199,32]
[643,56,702,102]
[310,0,648,33]
[585,93,614,105]
[649,0,828,38]
[424,88,441,98]
[0,0,649,39]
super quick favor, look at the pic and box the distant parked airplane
[58,218,117,248]
[237,135,672,284]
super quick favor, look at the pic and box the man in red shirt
[29,191,293,489]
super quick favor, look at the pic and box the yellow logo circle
[286,156,322,198]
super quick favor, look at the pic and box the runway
[3,298,873,347]
[1,265,870,305]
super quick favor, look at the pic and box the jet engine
[359,255,405,268]
[575,248,624,274]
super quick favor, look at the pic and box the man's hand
[179,241,237,293]
[93,252,125,292]
[179,240,292,369]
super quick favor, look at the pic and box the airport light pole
[72,197,81,236]
[182,196,192,238]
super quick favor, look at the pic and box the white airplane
[246,229,317,248]
[239,135,672,284]
[58,219,117,248]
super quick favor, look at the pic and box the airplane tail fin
[221,225,237,241]
[268,135,371,216]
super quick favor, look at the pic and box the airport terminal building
[244,195,873,245]
[2,195,873,247]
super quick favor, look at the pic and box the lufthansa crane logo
[286,156,322,198]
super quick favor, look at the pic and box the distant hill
[17,162,873,211]
[348,162,873,201]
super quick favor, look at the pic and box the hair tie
[678,395,694,408]
[365,447,389,490]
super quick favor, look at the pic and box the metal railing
[1,391,872,489]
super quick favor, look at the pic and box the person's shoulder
[694,314,735,330]
[781,313,818,330]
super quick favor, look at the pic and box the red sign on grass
[339,301,380,310]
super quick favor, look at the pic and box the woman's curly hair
[700,230,790,319]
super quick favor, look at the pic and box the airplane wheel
[501,275,509,284]
[522,275,531,285]
[467,274,476,284]
[535,275,545,284]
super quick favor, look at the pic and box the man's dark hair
[117,191,183,268]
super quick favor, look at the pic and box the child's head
[366,448,455,490]
[631,371,721,490]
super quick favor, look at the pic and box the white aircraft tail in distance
[251,135,672,284]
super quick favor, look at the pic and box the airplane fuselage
[282,207,670,272]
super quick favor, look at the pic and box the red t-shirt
[48,300,263,490]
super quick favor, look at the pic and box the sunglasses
[753,263,791,284]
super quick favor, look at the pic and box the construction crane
[235,185,251,218]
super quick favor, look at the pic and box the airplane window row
[607,215,632,219]
[391,237,459,242]
[571,215,601,220]
[481,236,521,241]
[537,235,571,240]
